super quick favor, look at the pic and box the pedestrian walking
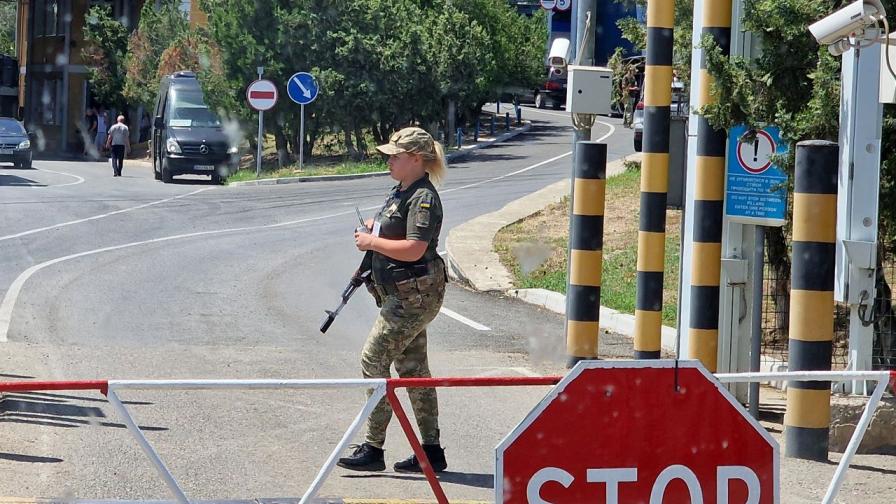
[94,107,108,156]
[106,115,130,177]
[337,127,449,473]
[622,66,640,128]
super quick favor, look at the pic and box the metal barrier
[0,378,386,504]
[1,370,894,504]
[714,370,895,504]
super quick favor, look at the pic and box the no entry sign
[246,79,278,111]
[496,360,779,503]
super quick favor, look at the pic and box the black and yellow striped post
[566,142,607,365]
[634,0,674,359]
[687,0,732,371]
[785,140,838,461]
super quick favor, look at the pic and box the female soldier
[337,127,448,473]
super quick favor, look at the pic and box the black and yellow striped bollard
[688,0,732,372]
[785,140,838,461]
[566,142,607,366]
[634,0,674,359]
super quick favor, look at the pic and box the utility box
[566,65,613,115]
[667,117,689,209]
[881,32,896,104]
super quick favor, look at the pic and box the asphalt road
[0,106,635,501]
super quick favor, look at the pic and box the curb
[508,287,679,354]
[229,122,533,187]
[443,152,684,353]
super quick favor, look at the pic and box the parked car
[534,71,567,110]
[632,83,689,152]
[0,117,32,168]
[152,71,238,184]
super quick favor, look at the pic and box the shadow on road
[0,392,166,432]
[0,452,63,463]
[0,173,45,187]
[341,470,493,489]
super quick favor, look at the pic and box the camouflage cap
[376,127,435,157]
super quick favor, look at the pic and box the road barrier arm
[387,376,562,504]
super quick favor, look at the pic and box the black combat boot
[393,444,447,473]
[337,443,385,472]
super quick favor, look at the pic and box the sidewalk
[443,151,679,354]
[229,122,532,187]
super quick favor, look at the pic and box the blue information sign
[725,124,788,226]
[287,72,319,105]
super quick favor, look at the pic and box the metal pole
[60,0,71,152]
[786,140,839,461]
[687,0,733,372]
[749,225,765,418]
[256,67,264,178]
[633,0,674,359]
[299,103,305,170]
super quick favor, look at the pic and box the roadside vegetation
[81,0,546,178]
[494,161,682,326]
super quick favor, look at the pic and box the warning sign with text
[725,124,788,226]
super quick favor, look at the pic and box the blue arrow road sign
[287,72,319,105]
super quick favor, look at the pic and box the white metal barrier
[715,370,893,504]
[106,379,387,504]
[2,369,891,503]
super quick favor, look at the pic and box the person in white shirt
[105,115,130,177]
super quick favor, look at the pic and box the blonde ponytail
[424,141,447,186]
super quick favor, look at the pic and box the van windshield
[168,88,221,128]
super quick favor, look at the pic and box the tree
[123,0,190,109]
[0,1,16,56]
[81,6,129,111]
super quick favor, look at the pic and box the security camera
[548,38,570,69]
[809,0,885,46]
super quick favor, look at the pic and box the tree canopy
[198,0,547,161]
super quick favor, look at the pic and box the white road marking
[0,188,212,243]
[440,119,615,195]
[1,120,625,341]
[36,167,85,187]
[438,307,491,331]
[0,207,365,342]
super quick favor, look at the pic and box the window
[167,88,220,127]
[33,0,64,37]
[31,77,62,125]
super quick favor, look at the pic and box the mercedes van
[152,71,237,183]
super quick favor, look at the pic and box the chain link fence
[760,240,896,371]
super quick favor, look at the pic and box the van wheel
[211,173,223,185]
[161,159,173,183]
[534,93,545,109]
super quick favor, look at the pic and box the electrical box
[566,65,614,115]
[667,117,689,209]
[881,32,896,104]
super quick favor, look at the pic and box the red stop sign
[496,361,779,503]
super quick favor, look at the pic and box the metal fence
[760,245,896,371]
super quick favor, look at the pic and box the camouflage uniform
[362,172,445,449]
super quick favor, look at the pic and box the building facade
[13,0,206,153]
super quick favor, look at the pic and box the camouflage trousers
[361,263,446,449]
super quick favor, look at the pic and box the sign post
[723,124,788,410]
[246,68,277,177]
[286,72,320,171]
[497,360,779,503]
